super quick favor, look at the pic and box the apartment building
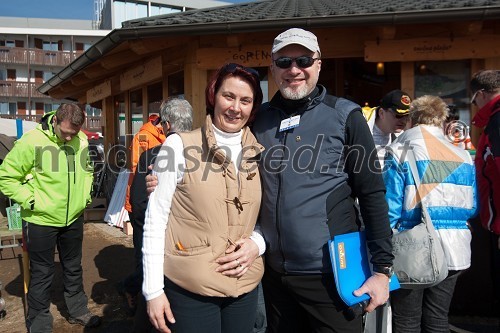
[0,0,231,130]
[0,17,108,122]
[96,0,232,30]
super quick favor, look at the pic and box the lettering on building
[86,80,111,104]
[413,44,452,54]
[232,50,271,62]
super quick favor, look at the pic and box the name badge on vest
[279,115,301,132]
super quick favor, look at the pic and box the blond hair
[409,95,448,127]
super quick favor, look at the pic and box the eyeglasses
[224,63,260,80]
[273,56,320,69]
[470,89,484,105]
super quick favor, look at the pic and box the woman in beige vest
[142,63,265,333]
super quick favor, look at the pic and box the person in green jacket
[0,103,100,332]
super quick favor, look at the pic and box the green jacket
[0,111,94,226]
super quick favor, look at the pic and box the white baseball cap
[272,28,321,57]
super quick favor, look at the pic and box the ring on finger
[235,259,240,267]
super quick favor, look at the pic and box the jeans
[391,270,462,333]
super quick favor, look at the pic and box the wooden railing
[0,80,47,98]
[0,46,84,67]
[0,47,27,64]
[0,114,102,132]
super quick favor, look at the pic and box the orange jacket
[124,121,165,212]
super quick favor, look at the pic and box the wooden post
[184,42,207,129]
[184,63,207,129]
[142,86,148,122]
[470,59,484,147]
[102,96,115,154]
[401,62,415,98]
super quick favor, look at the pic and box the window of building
[7,69,16,80]
[168,71,184,98]
[115,93,126,144]
[136,2,147,18]
[0,102,17,116]
[147,81,163,114]
[415,60,471,125]
[43,41,58,51]
[113,1,150,29]
[150,5,181,16]
[85,104,102,116]
[114,1,126,29]
[254,67,269,103]
[43,71,56,82]
[130,88,143,134]
[44,103,60,113]
[0,69,6,81]
[0,102,17,115]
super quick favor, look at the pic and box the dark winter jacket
[252,85,393,274]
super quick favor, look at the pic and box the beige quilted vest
[164,115,264,297]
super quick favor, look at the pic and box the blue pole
[16,119,23,139]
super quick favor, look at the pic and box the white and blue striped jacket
[383,125,478,271]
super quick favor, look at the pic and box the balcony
[0,81,47,99]
[0,114,102,132]
[0,46,84,67]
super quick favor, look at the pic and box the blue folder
[328,231,400,306]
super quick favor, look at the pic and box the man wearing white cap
[252,28,394,332]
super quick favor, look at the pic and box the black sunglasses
[224,63,260,80]
[273,56,320,69]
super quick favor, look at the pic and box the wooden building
[38,0,500,153]
[38,0,500,319]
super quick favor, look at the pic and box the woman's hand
[146,293,175,333]
[215,238,259,278]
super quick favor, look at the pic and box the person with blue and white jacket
[383,95,477,332]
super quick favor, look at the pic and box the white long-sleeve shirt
[142,125,266,301]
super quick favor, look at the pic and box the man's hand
[353,272,389,313]
[145,166,158,195]
[215,238,259,278]
[146,293,175,333]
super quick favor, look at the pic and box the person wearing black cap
[251,28,394,332]
[367,90,411,166]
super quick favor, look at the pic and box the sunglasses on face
[224,63,260,80]
[273,56,320,69]
[470,89,484,105]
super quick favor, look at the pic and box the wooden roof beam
[129,36,192,55]
[70,73,92,87]
[450,21,483,36]
[376,26,397,40]
[81,63,110,79]
[100,49,144,70]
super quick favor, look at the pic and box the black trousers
[164,278,258,333]
[262,266,362,333]
[122,213,144,297]
[23,217,89,333]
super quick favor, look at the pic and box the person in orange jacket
[124,114,166,214]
